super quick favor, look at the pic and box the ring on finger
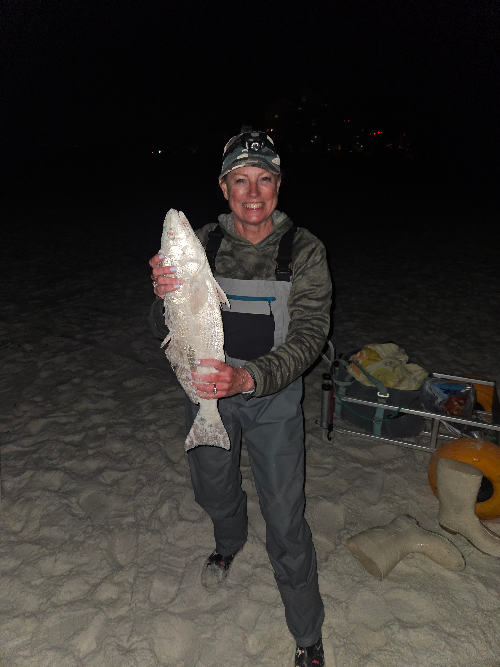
[213,384,217,396]
[152,280,158,288]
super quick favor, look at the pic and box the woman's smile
[219,166,281,241]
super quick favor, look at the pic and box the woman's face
[219,166,281,229]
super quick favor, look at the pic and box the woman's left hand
[191,359,254,399]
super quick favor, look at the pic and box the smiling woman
[219,167,281,242]
[216,131,282,243]
[148,129,331,667]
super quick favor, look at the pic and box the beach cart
[319,341,500,454]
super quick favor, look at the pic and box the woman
[149,130,331,666]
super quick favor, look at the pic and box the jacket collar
[217,210,292,245]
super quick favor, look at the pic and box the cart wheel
[428,438,500,520]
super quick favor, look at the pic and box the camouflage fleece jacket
[150,210,332,397]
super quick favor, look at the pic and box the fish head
[160,209,206,275]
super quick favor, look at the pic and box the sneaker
[200,551,236,590]
[295,636,325,666]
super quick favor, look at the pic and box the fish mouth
[242,203,264,209]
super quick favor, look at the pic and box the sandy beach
[1,167,499,665]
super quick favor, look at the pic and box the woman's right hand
[149,253,183,298]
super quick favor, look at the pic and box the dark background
[1,0,497,253]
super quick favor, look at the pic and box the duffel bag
[333,356,426,438]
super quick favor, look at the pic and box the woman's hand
[191,359,254,399]
[149,253,183,297]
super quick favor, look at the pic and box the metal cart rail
[320,343,500,453]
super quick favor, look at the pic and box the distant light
[274,113,279,119]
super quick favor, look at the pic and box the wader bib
[186,224,324,646]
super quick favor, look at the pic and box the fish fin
[189,280,209,315]
[162,296,174,329]
[214,278,230,307]
[184,403,231,451]
[160,332,172,348]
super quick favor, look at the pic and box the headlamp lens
[248,140,262,151]
[223,131,275,161]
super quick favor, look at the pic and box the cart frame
[320,343,500,453]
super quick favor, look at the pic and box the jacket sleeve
[148,297,169,340]
[244,232,332,396]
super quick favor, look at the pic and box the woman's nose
[248,180,259,196]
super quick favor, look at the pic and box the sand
[1,189,499,666]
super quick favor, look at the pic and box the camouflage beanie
[219,131,281,179]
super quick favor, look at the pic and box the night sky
[2,1,498,192]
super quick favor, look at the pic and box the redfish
[160,209,230,450]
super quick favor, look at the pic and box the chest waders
[205,224,296,365]
[186,224,324,646]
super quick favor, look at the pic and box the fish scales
[159,208,231,450]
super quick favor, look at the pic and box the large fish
[159,208,231,451]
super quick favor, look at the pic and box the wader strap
[206,226,224,273]
[275,226,296,282]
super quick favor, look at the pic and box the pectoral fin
[190,281,209,315]
[214,278,230,307]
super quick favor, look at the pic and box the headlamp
[223,131,276,161]
[219,129,280,178]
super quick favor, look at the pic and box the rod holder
[320,374,333,429]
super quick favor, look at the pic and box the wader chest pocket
[222,295,275,361]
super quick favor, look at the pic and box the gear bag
[333,354,426,438]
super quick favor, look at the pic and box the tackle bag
[333,355,426,438]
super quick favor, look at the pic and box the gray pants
[186,378,324,646]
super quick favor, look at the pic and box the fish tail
[185,402,231,451]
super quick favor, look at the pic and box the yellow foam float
[428,438,500,520]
